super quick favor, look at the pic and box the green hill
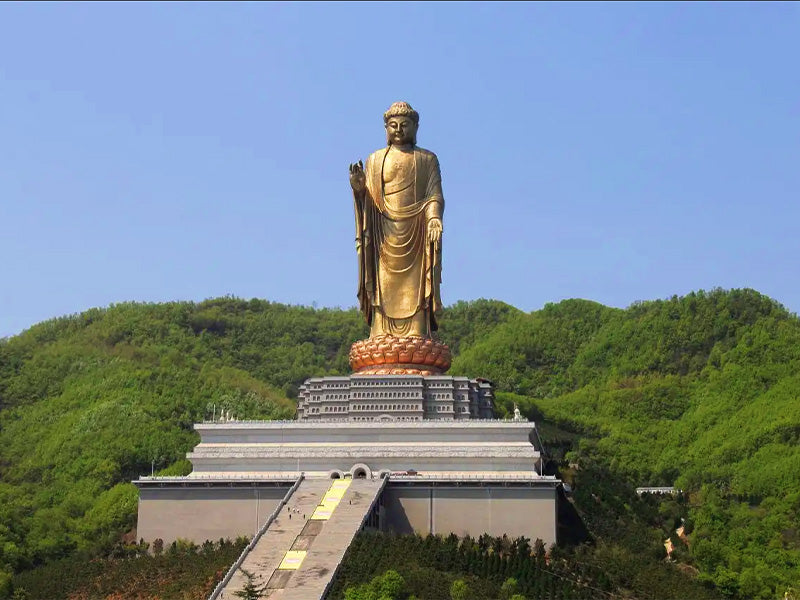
[0,290,798,599]
[456,289,800,598]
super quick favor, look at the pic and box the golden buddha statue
[348,102,451,375]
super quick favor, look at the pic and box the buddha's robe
[355,145,444,337]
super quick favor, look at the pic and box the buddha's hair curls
[383,101,419,125]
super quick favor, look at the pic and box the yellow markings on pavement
[322,479,350,504]
[311,479,351,521]
[278,550,307,570]
[311,505,333,520]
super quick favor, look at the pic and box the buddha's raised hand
[349,161,366,194]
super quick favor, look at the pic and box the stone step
[216,479,330,599]
[281,478,386,600]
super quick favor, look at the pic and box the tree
[344,569,406,600]
[233,568,268,600]
[343,585,373,600]
[375,570,405,599]
[450,578,469,600]
[500,577,519,599]
[0,572,11,600]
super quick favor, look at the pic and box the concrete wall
[383,486,557,546]
[136,483,557,547]
[136,486,289,545]
[189,456,538,476]
[194,421,538,446]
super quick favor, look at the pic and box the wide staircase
[213,476,386,600]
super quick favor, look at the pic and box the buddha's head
[384,101,419,146]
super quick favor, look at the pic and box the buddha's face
[385,116,417,146]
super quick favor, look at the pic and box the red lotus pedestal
[349,334,452,375]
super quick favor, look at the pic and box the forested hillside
[456,290,800,598]
[0,289,798,599]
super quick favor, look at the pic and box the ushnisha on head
[384,101,419,146]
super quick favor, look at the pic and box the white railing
[136,473,300,482]
[199,418,533,426]
[635,486,682,495]
[137,472,555,485]
[390,473,558,481]
[207,474,304,600]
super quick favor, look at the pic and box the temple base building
[297,374,495,421]
[135,416,558,545]
[134,379,560,599]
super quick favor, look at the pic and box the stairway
[213,477,385,600]
[216,478,330,599]
[282,478,385,599]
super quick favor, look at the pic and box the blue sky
[1,2,798,337]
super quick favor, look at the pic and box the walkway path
[216,478,330,599]
[283,477,385,599]
[214,477,385,600]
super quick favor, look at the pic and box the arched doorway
[350,463,372,479]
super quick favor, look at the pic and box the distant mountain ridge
[0,289,797,599]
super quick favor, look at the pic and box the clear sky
[1,2,798,338]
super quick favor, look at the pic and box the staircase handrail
[208,474,305,600]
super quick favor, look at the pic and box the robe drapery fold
[354,145,444,337]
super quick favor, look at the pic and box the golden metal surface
[349,102,444,341]
[349,334,451,375]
